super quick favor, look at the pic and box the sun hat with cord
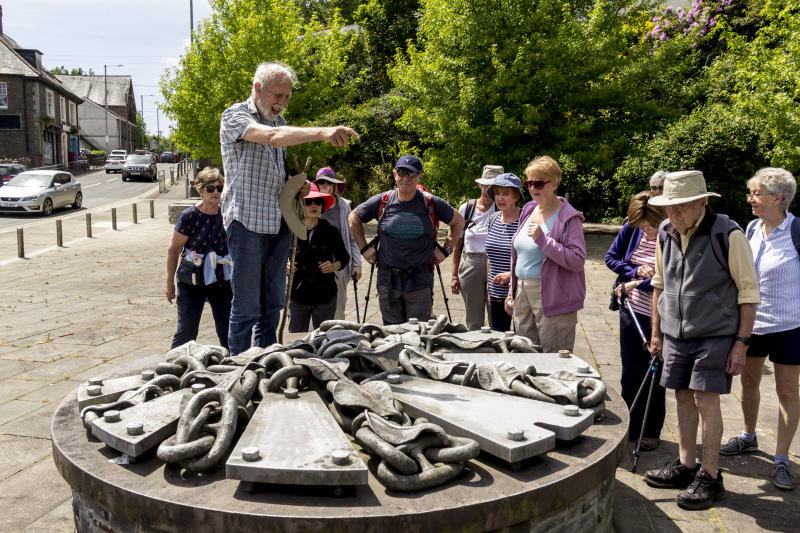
[313,167,346,195]
[475,165,505,186]
[279,172,308,240]
[487,173,525,202]
[648,170,721,207]
[304,183,335,212]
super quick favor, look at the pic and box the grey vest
[657,208,741,340]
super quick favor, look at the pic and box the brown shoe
[640,438,660,451]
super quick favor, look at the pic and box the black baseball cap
[395,155,423,173]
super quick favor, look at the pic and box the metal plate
[77,375,151,411]
[91,390,187,457]
[441,352,601,379]
[226,390,368,486]
[388,375,594,463]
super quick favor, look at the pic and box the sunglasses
[204,185,224,193]
[304,198,325,206]
[524,180,551,190]
[396,169,420,178]
[316,179,332,185]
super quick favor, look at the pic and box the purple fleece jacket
[508,197,586,317]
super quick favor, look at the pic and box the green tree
[48,66,95,75]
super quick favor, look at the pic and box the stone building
[0,9,83,167]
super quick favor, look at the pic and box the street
[0,162,176,231]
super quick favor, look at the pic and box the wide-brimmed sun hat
[475,165,505,186]
[649,170,721,206]
[314,167,346,195]
[487,173,525,202]
[279,172,308,240]
[304,183,336,212]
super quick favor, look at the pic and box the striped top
[624,235,657,317]
[749,213,800,334]
[486,215,519,299]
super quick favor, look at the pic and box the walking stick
[351,272,360,323]
[435,264,453,323]
[278,154,311,344]
[362,236,379,322]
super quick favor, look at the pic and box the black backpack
[745,216,800,259]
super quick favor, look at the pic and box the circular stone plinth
[52,355,628,533]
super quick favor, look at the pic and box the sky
[1,0,215,136]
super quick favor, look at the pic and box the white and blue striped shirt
[486,216,518,299]
[749,212,800,334]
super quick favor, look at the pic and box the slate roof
[0,32,82,100]
[56,75,134,108]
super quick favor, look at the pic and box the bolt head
[507,428,525,441]
[558,350,571,358]
[428,318,437,326]
[242,446,261,462]
[103,410,121,423]
[564,405,580,417]
[284,388,299,399]
[480,326,491,333]
[409,318,419,324]
[387,374,401,384]
[126,422,144,436]
[88,377,103,386]
[332,450,350,466]
[577,364,591,374]
[87,385,102,397]
[141,370,155,381]
[191,384,206,394]
[504,330,515,338]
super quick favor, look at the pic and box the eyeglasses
[524,180,551,190]
[316,179,332,185]
[304,198,325,206]
[396,169,420,178]
[204,185,224,193]
[650,185,664,192]
[665,200,701,213]
[746,192,775,200]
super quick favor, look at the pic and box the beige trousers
[513,277,578,353]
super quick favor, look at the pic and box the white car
[105,155,125,173]
[110,150,127,157]
[0,170,82,216]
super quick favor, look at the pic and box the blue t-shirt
[175,206,229,281]
[514,208,560,279]
[357,189,455,291]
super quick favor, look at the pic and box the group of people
[162,61,799,509]
[606,168,799,510]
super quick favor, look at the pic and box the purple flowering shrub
[645,0,741,49]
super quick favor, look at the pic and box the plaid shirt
[220,97,288,233]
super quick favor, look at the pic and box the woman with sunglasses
[505,156,586,352]
[166,167,233,349]
[313,167,362,320]
[288,184,350,332]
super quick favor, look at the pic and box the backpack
[377,189,438,229]
[745,216,800,259]
[463,199,478,230]
[658,211,741,273]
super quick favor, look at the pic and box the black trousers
[488,296,512,332]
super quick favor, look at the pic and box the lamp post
[190,0,194,44]
[139,94,154,149]
[104,64,124,156]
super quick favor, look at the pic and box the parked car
[0,164,29,186]
[110,149,127,158]
[105,155,125,173]
[160,152,174,163]
[122,154,157,182]
[0,170,82,216]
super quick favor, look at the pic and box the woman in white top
[450,165,502,330]
[720,167,799,491]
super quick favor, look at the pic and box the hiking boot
[719,435,758,455]
[773,464,796,490]
[640,437,660,451]
[645,457,700,489]
[677,469,726,510]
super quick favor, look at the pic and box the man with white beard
[220,61,359,355]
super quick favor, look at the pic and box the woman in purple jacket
[605,191,667,451]
[504,156,586,352]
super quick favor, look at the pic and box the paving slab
[0,435,54,481]
[0,401,61,439]
[13,356,106,381]
[0,359,43,379]
[0,458,72,532]
[0,400,49,426]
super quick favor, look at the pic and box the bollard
[112,208,117,230]
[132,203,137,224]
[17,227,24,258]
[86,213,92,238]
[149,200,155,219]
[56,220,63,247]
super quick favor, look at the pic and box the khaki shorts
[660,334,734,394]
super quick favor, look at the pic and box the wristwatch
[735,336,751,346]
[443,246,453,257]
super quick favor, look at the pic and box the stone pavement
[0,180,797,532]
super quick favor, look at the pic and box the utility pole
[190,0,194,44]
[140,95,145,149]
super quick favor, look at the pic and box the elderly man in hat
[644,171,759,510]
[449,165,503,330]
[220,61,359,355]
[349,155,465,325]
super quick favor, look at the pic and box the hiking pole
[351,272,360,323]
[632,356,659,474]
[362,236,379,322]
[435,264,453,323]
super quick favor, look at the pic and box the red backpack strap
[422,191,438,229]
[377,190,394,222]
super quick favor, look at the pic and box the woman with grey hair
[720,167,799,491]
[650,170,668,194]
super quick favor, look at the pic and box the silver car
[0,170,83,216]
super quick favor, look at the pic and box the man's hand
[726,342,748,376]
[433,248,446,265]
[451,277,461,294]
[297,179,312,199]
[352,266,362,281]
[323,126,360,147]
[650,332,663,361]
[165,282,176,304]
[363,247,377,266]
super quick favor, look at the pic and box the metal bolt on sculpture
[75,316,608,493]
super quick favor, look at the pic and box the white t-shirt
[458,201,496,253]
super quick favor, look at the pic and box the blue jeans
[227,221,291,355]
[171,280,232,350]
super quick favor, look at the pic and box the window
[0,82,7,109]
[60,96,66,123]
[69,102,76,125]
[46,89,54,116]
[0,115,21,129]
